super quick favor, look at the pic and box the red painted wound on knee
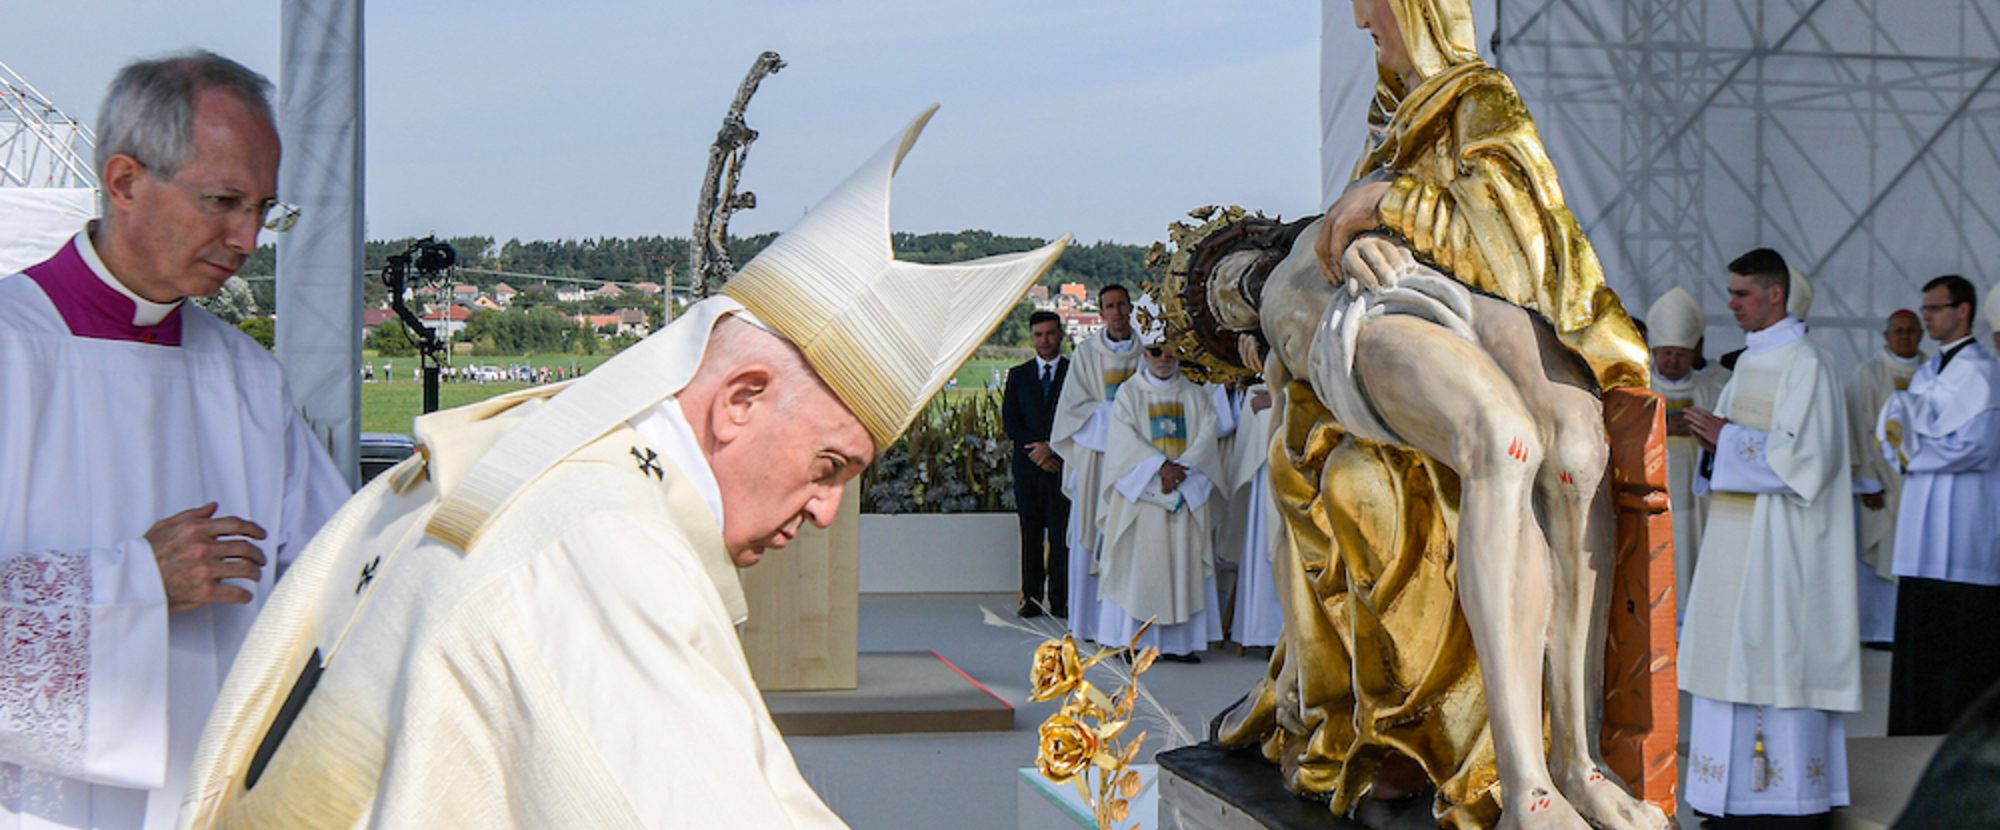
[1588,771,1605,782]
[1508,437,1529,462]
[1560,470,1574,485]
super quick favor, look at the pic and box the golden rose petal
[1108,799,1130,822]
[1120,770,1143,797]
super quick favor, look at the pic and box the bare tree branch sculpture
[689,51,785,301]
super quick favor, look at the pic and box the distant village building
[1060,310,1102,343]
[472,296,504,312]
[1054,293,1081,312]
[1059,283,1088,305]
[421,305,473,338]
[492,283,518,305]
[554,285,589,303]
[361,307,397,335]
[614,308,650,337]
[632,281,663,296]
[590,283,625,299]
[451,284,479,302]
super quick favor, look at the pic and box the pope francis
[176,108,1067,829]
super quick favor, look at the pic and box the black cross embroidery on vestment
[632,446,664,480]
[356,555,380,595]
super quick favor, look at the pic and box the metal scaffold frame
[0,59,97,190]
[1492,0,2000,365]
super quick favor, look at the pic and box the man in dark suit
[1004,310,1071,617]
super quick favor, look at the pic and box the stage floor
[784,593,1932,830]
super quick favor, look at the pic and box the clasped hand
[1682,407,1729,452]
[1159,461,1188,493]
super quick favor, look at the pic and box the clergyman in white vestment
[1049,285,1140,641]
[178,109,1069,829]
[1844,310,1924,646]
[1878,275,2000,736]
[1644,287,1728,628]
[1094,338,1225,660]
[1681,249,1859,822]
[0,53,347,830]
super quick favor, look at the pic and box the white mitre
[1646,287,1704,350]
[1787,265,1814,321]
[724,106,1069,448]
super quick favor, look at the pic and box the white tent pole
[276,0,366,487]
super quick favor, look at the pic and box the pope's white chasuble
[180,301,847,830]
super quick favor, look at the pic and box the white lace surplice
[0,270,345,829]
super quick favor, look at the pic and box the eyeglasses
[137,159,300,232]
[1145,347,1166,357]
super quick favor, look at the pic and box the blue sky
[13,1,1324,247]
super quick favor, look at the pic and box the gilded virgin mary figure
[1188,1,1669,828]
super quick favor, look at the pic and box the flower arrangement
[1029,626,1160,830]
[861,393,1014,513]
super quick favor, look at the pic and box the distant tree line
[241,229,1150,351]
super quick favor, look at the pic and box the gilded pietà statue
[1145,1,1673,828]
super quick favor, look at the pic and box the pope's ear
[710,364,775,444]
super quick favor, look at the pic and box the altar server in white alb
[1845,309,1926,646]
[1645,286,1728,624]
[0,52,348,830]
[1092,301,1225,662]
[1220,383,1281,648]
[178,108,1068,829]
[1050,284,1140,640]
[1680,248,1859,825]
[1878,275,2000,737]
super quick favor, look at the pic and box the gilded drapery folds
[1217,385,1500,830]
[1213,0,1651,826]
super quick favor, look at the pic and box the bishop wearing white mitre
[1645,287,1728,626]
[177,108,1067,829]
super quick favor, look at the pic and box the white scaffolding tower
[0,59,97,273]
[1489,0,2000,366]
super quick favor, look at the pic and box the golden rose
[1037,712,1100,783]
[1028,636,1083,703]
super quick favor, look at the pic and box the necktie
[1041,364,1053,397]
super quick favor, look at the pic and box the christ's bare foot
[1554,766,1669,830]
[1497,785,1590,830]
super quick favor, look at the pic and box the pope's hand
[1315,181,1393,285]
[146,503,268,614]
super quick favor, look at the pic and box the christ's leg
[1351,316,1586,830]
[1467,297,1668,830]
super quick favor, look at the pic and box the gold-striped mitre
[723,106,1070,449]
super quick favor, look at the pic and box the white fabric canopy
[0,188,94,275]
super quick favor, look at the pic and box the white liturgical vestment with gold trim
[179,300,847,830]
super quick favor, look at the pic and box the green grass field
[361,353,1008,435]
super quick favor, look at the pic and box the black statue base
[1158,743,1443,829]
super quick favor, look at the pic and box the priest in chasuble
[0,52,348,830]
[1845,309,1925,646]
[177,109,1068,829]
[1050,284,1141,640]
[1092,306,1226,661]
[1151,0,1668,826]
[1681,249,1859,824]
